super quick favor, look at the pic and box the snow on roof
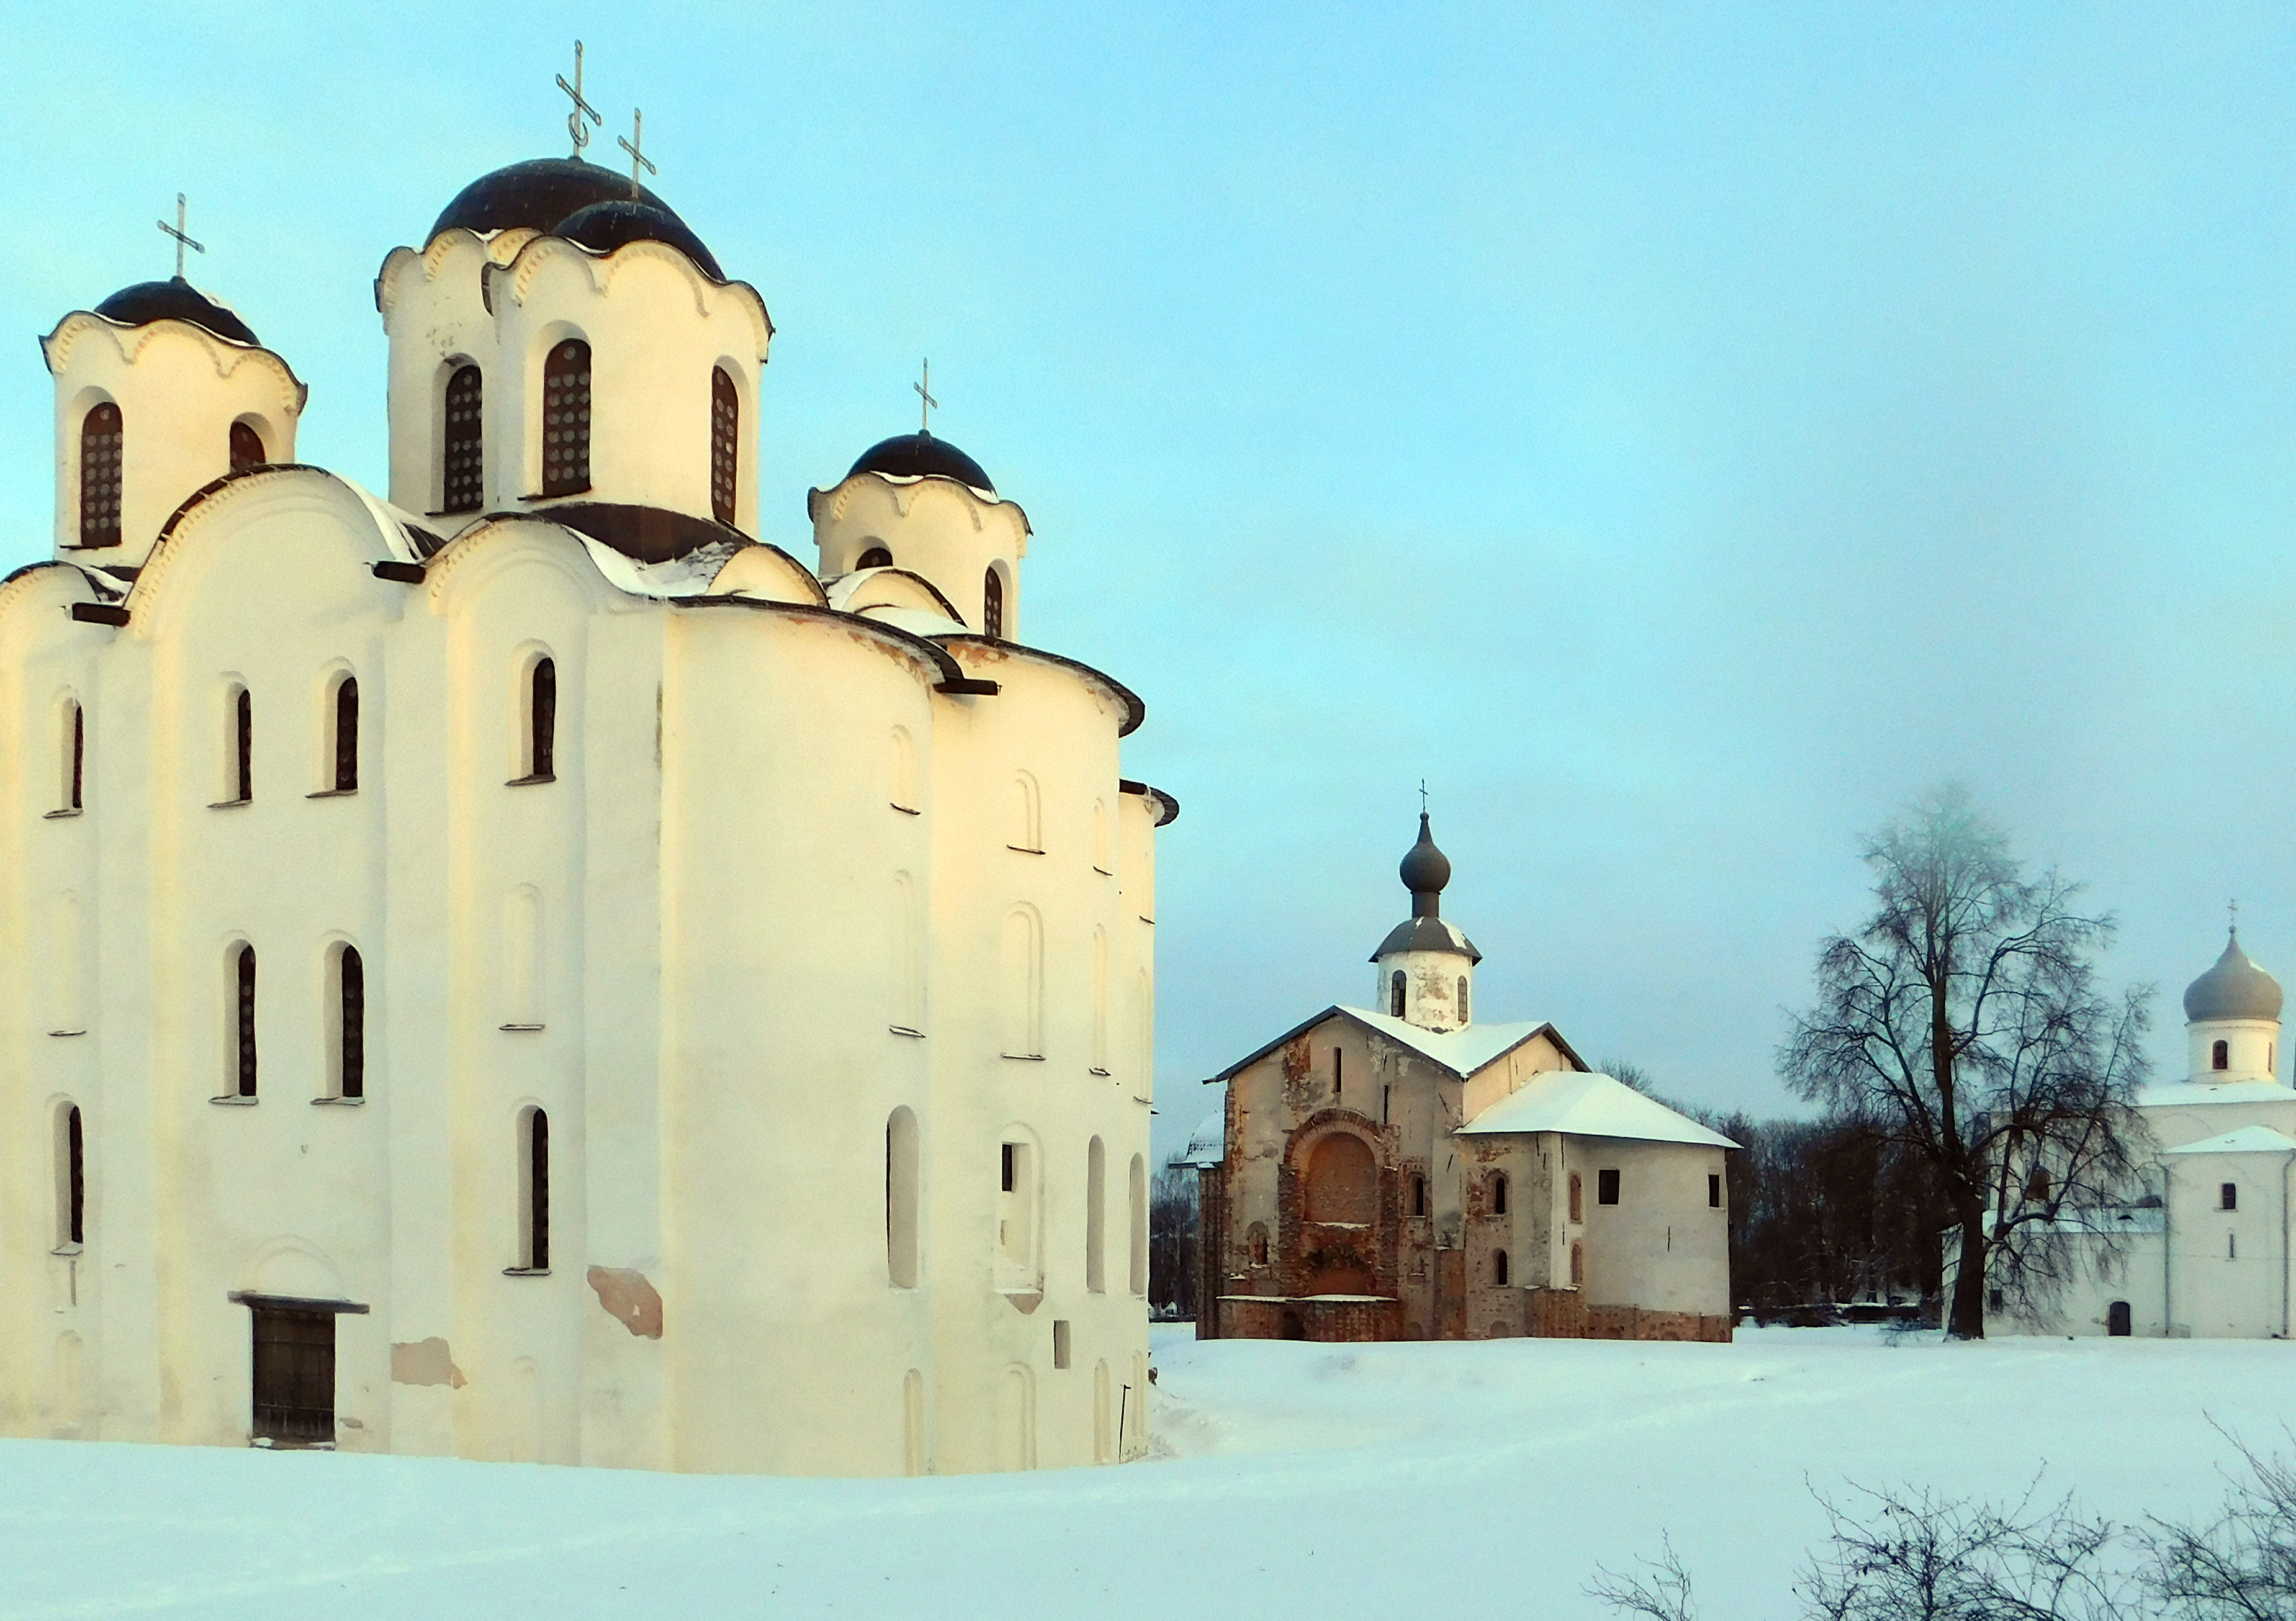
[1175,1108,1225,1168]
[2164,1125,2296,1156]
[1459,1069,1739,1148]
[857,603,972,638]
[1335,1008,1553,1075]
[2136,1078,2296,1109]
[574,533,745,598]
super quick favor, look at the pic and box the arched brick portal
[1305,1134,1377,1222]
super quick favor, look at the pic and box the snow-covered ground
[0,1324,2287,1617]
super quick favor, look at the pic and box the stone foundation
[1219,1294,1403,1342]
[1526,1289,1731,1343]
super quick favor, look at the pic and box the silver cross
[157,194,204,279]
[557,40,602,158]
[915,359,938,433]
[618,108,656,196]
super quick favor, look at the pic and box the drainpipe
[2163,1172,2173,1338]
[2282,1150,2292,1340]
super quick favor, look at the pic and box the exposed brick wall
[1221,1295,1403,1342]
[1527,1287,1587,1339]
[1586,1304,1733,1343]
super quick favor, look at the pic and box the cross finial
[617,108,655,196]
[557,40,602,160]
[1419,779,1429,815]
[2231,898,2241,936]
[157,194,204,280]
[915,358,939,434]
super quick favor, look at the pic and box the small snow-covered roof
[1206,1005,1572,1085]
[2165,1125,2296,1156]
[1460,1070,1739,1149]
[2136,1079,2296,1109]
[1175,1108,1225,1168]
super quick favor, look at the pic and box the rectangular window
[1052,1319,1071,1370]
[1597,1168,1620,1206]
[1001,1142,1016,1194]
[1333,1046,1343,1099]
[1708,1173,1721,1209]
[2222,1182,2238,1212]
[1988,1287,2004,1312]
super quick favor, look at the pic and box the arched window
[886,1106,919,1288]
[79,404,122,548]
[443,364,484,513]
[228,421,265,471]
[1305,1134,1377,1224]
[1246,1223,1269,1266]
[335,945,365,1100]
[1493,1250,1510,1286]
[1001,908,1043,1058]
[2213,1039,2230,1071]
[1390,970,1405,1018]
[541,340,591,497]
[58,1104,84,1248]
[232,686,253,804]
[997,1136,1038,1285]
[1457,977,1469,1023]
[1091,929,1110,1073]
[858,546,892,569]
[710,366,739,525]
[331,675,359,792]
[519,1107,551,1270]
[983,567,1004,639]
[1410,1175,1427,1217]
[1491,1172,1509,1216]
[1570,1240,1585,1288]
[1569,1173,1583,1224]
[523,657,557,782]
[62,698,83,811]
[233,943,258,1098]
[1129,1153,1148,1296]
[1086,1137,1107,1293]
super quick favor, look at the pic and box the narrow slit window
[709,366,739,525]
[338,946,364,1099]
[1491,1173,1508,1216]
[333,676,359,792]
[79,404,122,548]
[1390,970,1405,1018]
[1568,1173,1583,1223]
[1493,1250,1510,1286]
[442,364,484,513]
[2213,1039,2230,1071]
[65,700,83,811]
[1708,1173,1722,1209]
[1333,1046,1343,1100]
[62,1104,84,1247]
[228,421,265,471]
[1411,1175,1426,1218]
[233,687,253,803]
[541,340,592,497]
[234,944,258,1097]
[522,1108,551,1270]
[1457,977,1469,1023]
[983,567,1004,639]
[527,657,556,780]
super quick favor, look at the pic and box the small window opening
[233,687,253,803]
[1491,1172,1508,1216]
[1052,1319,1072,1370]
[1569,1240,1584,1288]
[79,404,122,548]
[232,943,258,1097]
[2222,1181,2239,1212]
[1708,1173,1722,1209]
[443,363,484,513]
[336,945,364,1099]
[332,675,359,792]
[1597,1167,1620,1206]
[1410,1175,1426,1218]
[65,700,84,811]
[2025,1165,2051,1203]
[1390,970,1405,1018]
[709,366,740,525]
[61,1104,84,1247]
[983,567,1004,638]
[1988,1286,2005,1312]
[1569,1172,1583,1224]
[857,546,892,569]
[1457,976,1469,1023]
[228,421,265,471]
[541,340,592,497]
[520,1107,551,1270]
[524,657,557,781]
[1333,1046,1343,1099]
[2230,1232,2239,1260]
[1493,1250,1510,1286]
[1001,1141,1016,1194]
[2213,1039,2230,1071]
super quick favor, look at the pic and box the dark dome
[1399,811,1452,898]
[2185,932,2284,1024]
[554,197,724,281]
[428,157,671,243]
[92,278,258,346]
[846,432,994,494]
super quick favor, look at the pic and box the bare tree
[1148,1163,1199,1319]
[2145,1430,2296,1619]
[1780,786,2150,1338]
[1798,1483,2135,1621]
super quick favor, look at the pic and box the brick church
[1187,814,1734,1343]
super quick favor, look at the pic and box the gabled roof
[2136,1079,2296,1109]
[2165,1125,2296,1156]
[1459,1070,1739,1149]
[1204,1005,1581,1086]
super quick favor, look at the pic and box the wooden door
[251,1305,335,1445]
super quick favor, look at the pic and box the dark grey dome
[847,432,994,494]
[429,156,670,242]
[92,278,258,346]
[2185,933,2284,1024]
[1399,811,1451,900]
[555,197,724,281]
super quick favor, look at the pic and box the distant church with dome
[1184,815,1735,1343]
[0,115,1173,1474]
[1985,929,2296,1339]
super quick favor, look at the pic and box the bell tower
[1370,810,1480,1031]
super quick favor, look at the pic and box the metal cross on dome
[618,109,656,196]
[1420,779,1429,815]
[2231,898,2241,935]
[156,194,204,279]
[914,359,938,434]
[557,40,602,159]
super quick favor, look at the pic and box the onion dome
[428,156,668,242]
[1371,811,1480,962]
[92,278,258,346]
[847,431,994,494]
[554,197,724,281]
[2184,932,2284,1024]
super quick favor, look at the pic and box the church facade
[1187,817,1734,1343]
[1981,932,2296,1340]
[0,151,1171,1473]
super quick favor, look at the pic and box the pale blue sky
[7,4,2295,1164]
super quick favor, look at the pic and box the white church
[0,135,1173,1473]
[1989,930,2296,1339]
